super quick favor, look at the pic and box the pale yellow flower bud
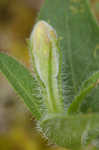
[30,21,59,85]
[30,21,63,113]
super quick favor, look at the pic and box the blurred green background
[0,0,99,150]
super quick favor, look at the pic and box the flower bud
[30,21,63,113]
[30,21,59,85]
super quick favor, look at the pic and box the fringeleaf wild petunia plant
[0,0,99,150]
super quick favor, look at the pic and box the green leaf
[68,71,99,114]
[40,113,99,150]
[39,0,99,111]
[0,53,44,119]
[81,71,99,90]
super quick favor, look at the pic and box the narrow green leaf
[40,113,99,150]
[68,84,94,114]
[81,71,99,90]
[68,71,99,114]
[39,0,99,111]
[0,53,44,119]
